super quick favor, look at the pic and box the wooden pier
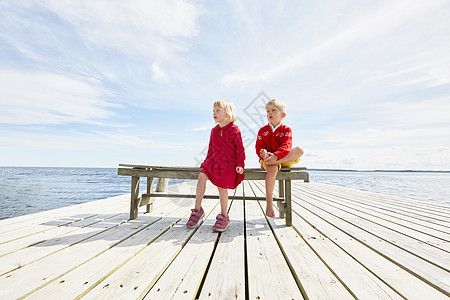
[0,180,449,299]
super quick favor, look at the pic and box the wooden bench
[117,164,309,226]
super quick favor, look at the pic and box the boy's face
[266,104,285,126]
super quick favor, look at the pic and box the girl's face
[213,105,228,125]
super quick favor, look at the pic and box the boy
[255,99,304,218]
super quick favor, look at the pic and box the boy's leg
[275,146,304,164]
[195,172,208,210]
[217,187,229,217]
[265,164,278,218]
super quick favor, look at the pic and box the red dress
[255,123,293,160]
[201,122,245,189]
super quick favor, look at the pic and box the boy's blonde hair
[214,100,237,123]
[266,98,286,115]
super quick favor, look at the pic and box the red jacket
[255,124,293,160]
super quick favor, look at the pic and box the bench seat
[118,164,309,226]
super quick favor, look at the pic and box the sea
[0,167,449,220]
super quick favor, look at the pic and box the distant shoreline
[1,166,450,173]
[309,168,450,173]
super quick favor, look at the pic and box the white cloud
[0,70,118,125]
[1,1,449,169]
[43,0,202,59]
[316,127,450,148]
[371,97,450,128]
[151,63,169,82]
[188,126,213,132]
[0,128,182,151]
[220,0,450,87]
[303,145,450,170]
[0,0,204,90]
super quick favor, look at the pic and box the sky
[1,0,450,170]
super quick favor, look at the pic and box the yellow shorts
[259,158,300,171]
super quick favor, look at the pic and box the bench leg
[285,180,292,226]
[156,178,168,192]
[130,176,140,220]
[277,180,285,218]
[146,177,154,213]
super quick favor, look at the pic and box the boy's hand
[236,166,244,174]
[264,153,278,165]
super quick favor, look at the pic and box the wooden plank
[249,181,353,299]
[119,168,200,180]
[293,185,450,252]
[0,199,190,299]
[0,196,132,257]
[144,203,223,299]
[0,194,129,237]
[288,211,404,299]
[74,183,220,300]
[266,182,405,299]
[118,163,306,172]
[198,200,245,299]
[302,183,450,223]
[287,194,449,299]
[244,197,303,299]
[297,185,450,244]
[142,192,284,202]
[118,168,309,181]
[0,194,128,229]
[278,179,285,218]
[130,176,140,219]
[285,180,292,226]
[0,213,129,276]
[0,214,96,244]
[297,183,450,239]
[286,186,450,298]
[291,186,450,270]
[146,177,154,213]
[32,200,219,300]
[306,182,450,216]
[0,212,125,258]
[118,164,201,171]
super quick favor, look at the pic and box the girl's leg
[195,172,208,210]
[275,146,304,164]
[212,186,231,232]
[217,187,229,217]
[265,164,278,218]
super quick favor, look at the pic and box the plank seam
[248,181,310,300]
[292,187,450,251]
[195,189,237,300]
[291,188,450,272]
[289,191,450,297]
[17,202,188,299]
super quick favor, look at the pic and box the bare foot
[265,204,275,218]
[260,149,269,160]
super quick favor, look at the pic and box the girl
[186,100,245,232]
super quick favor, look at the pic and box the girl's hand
[236,166,244,174]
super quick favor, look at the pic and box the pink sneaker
[186,207,205,228]
[212,214,230,232]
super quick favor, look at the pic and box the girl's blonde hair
[214,100,237,123]
[266,98,286,115]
